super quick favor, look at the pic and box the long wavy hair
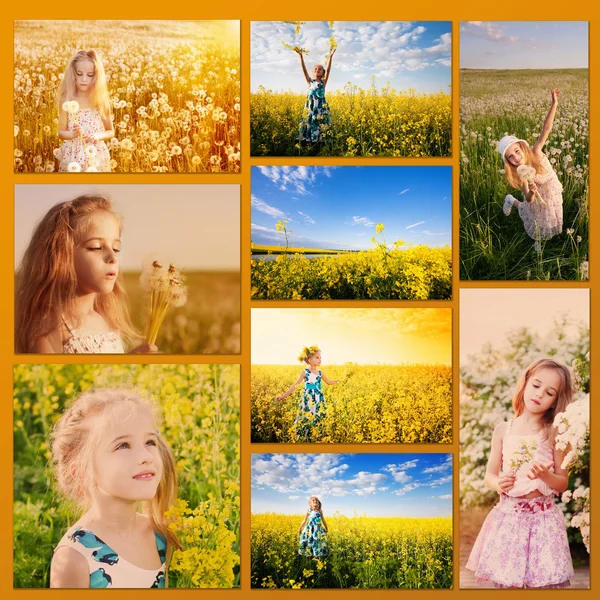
[512,358,573,440]
[51,388,181,550]
[57,50,112,121]
[15,194,137,352]
[504,141,547,189]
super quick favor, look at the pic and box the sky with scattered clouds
[251,166,451,250]
[252,21,451,93]
[460,21,588,69]
[252,453,453,517]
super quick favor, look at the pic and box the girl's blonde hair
[51,388,180,549]
[504,141,547,189]
[298,345,321,363]
[309,496,322,511]
[512,358,573,439]
[57,50,112,121]
[15,194,137,352]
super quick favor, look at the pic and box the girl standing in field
[466,358,575,588]
[57,50,114,172]
[276,346,341,442]
[50,389,180,588]
[295,47,336,146]
[15,194,157,354]
[499,89,563,252]
[298,496,329,558]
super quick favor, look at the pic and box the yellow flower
[376,223,385,234]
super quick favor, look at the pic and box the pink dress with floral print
[58,108,111,172]
[517,153,563,241]
[62,320,124,354]
[465,420,574,588]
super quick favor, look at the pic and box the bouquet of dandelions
[63,100,98,172]
[140,261,188,345]
[516,165,546,205]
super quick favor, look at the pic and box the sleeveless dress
[54,525,167,588]
[294,368,326,441]
[466,420,574,588]
[62,320,125,354]
[298,509,328,557]
[58,108,111,172]
[298,80,331,143]
[517,153,563,241]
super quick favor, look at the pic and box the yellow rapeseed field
[251,364,452,444]
[251,513,452,588]
[251,83,451,157]
[14,21,240,173]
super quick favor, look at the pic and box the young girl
[15,194,156,354]
[295,47,336,146]
[50,388,179,588]
[298,496,328,558]
[276,346,340,442]
[466,358,575,588]
[57,50,114,172]
[498,89,563,252]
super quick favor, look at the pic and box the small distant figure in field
[57,50,114,172]
[276,346,341,442]
[499,89,563,252]
[298,496,329,558]
[466,358,575,588]
[295,47,336,147]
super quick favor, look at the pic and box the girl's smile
[505,142,525,167]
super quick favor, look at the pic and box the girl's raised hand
[498,472,516,493]
[129,343,159,354]
[330,47,337,57]
[551,89,560,104]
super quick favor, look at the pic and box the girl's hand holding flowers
[70,124,82,139]
[498,472,516,493]
[129,342,159,354]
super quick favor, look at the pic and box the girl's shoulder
[493,420,510,437]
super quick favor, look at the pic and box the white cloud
[258,166,319,196]
[251,195,286,219]
[405,221,425,229]
[461,21,518,44]
[422,230,448,236]
[395,483,421,496]
[298,211,316,225]
[346,216,375,227]
[399,188,410,195]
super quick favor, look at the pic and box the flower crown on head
[298,345,320,363]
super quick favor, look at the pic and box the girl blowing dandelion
[498,89,563,252]
[276,346,341,442]
[15,194,156,354]
[50,389,180,588]
[466,358,575,588]
[298,496,328,558]
[57,50,114,172]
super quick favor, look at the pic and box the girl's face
[73,211,120,296]
[74,59,96,94]
[505,142,525,167]
[93,406,163,503]
[310,497,320,510]
[307,351,322,367]
[523,367,561,415]
[312,65,325,81]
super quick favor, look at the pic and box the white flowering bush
[460,319,589,556]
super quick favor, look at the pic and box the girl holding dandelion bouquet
[57,50,114,172]
[498,89,563,252]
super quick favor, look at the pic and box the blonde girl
[466,358,575,588]
[15,194,156,354]
[50,389,180,588]
[276,346,341,441]
[498,89,563,251]
[298,496,328,558]
[57,50,114,172]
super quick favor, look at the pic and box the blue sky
[252,454,452,518]
[461,21,588,69]
[251,166,451,250]
[252,21,451,94]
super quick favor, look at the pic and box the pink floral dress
[58,108,111,172]
[63,320,124,354]
[517,153,563,241]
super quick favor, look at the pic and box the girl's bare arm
[57,109,80,140]
[321,372,340,385]
[323,47,336,86]
[296,50,311,84]
[320,511,328,532]
[484,422,516,494]
[298,511,309,533]
[533,89,559,154]
[276,370,306,400]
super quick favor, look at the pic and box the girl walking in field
[466,358,575,588]
[295,47,336,147]
[50,389,180,588]
[57,50,114,172]
[276,346,341,442]
[298,496,329,558]
[15,194,157,354]
[498,89,563,252]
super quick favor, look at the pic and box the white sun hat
[497,135,528,160]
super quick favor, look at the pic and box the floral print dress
[298,80,331,143]
[517,153,563,241]
[298,509,328,557]
[58,108,111,172]
[294,368,326,441]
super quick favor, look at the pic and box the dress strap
[61,316,75,334]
